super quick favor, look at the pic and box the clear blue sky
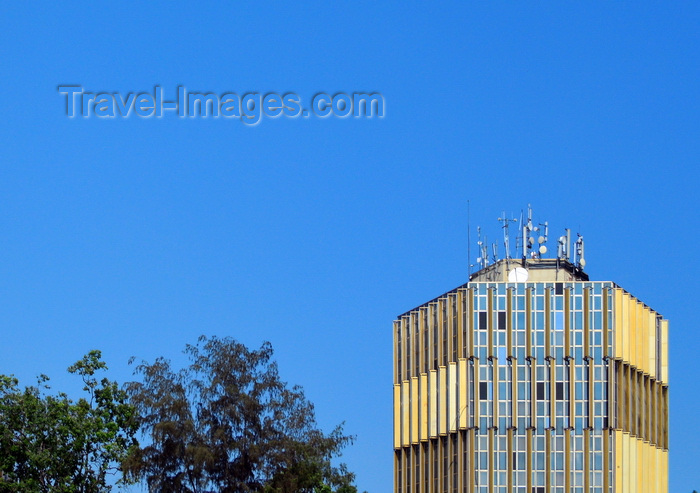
[1,3,699,492]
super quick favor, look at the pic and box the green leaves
[0,340,363,493]
[124,336,360,493]
[0,353,138,493]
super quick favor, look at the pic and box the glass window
[554,311,564,331]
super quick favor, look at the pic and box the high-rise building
[392,216,669,493]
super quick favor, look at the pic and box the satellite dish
[508,267,529,282]
[539,245,547,255]
[580,258,586,268]
[538,236,545,244]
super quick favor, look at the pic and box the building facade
[393,258,669,493]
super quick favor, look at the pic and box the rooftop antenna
[497,212,518,260]
[557,228,571,261]
[476,227,489,270]
[522,204,536,262]
[536,221,548,258]
[491,242,498,264]
[575,233,586,269]
[516,209,524,258]
[557,233,566,260]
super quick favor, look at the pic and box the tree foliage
[0,351,139,493]
[124,336,362,493]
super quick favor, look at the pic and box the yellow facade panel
[439,366,447,435]
[613,288,624,359]
[447,295,455,364]
[393,321,399,383]
[410,377,418,444]
[603,287,610,359]
[393,384,401,449]
[661,319,669,383]
[639,303,645,373]
[448,362,457,433]
[629,435,637,493]
[438,299,445,366]
[622,292,630,363]
[468,288,475,357]
[429,370,437,438]
[621,432,629,493]
[639,304,647,375]
[458,358,468,429]
[648,311,656,379]
[629,296,637,367]
[662,449,669,491]
[420,373,428,441]
[637,439,643,493]
[652,444,658,493]
[457,290,464,359]
[401,381,409,447]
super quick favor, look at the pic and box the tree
[0,350,139,492]
[123,336,362,493]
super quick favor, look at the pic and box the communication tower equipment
[497,212,517,259]
[476,226,484,269]
[558,235,566,260]
[575,234,585,269]
[508,267,529,282]
[522,204,537,260]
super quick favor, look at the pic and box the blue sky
[1,2,699,491]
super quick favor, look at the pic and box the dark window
[479,312,487,330]
[555,283,563,295]
[513,452,517,468]
[537,382,545,400]
[497,311,507,330]
[556,382,564,400]
[480,382,488,399]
